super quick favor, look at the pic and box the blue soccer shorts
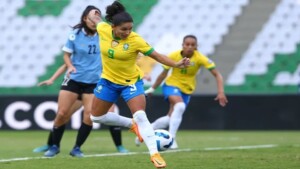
[94,78,145,103]
[162,83,191,105]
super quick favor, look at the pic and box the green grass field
[0,130,299,169]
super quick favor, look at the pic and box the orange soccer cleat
[129,121,143,142]
[151,153,166,168]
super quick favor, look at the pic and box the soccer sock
[74,122,93,148]
[169,102,186,138]
[133,110,158,155]
[91,112,132,128]
[151,115,170,130]
[52,124,66,147]
[109,126,122,146]
[46,131,53,146]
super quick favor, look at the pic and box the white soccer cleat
[170,140,178,149]
[135,136,142,146]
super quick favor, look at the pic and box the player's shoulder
[126,32,147,46]
[67,29,82,41]
[99,21,109,26]
[169,50,181,57]
[128,31,143,40]
[194,50,207,58]
[97,22,110,29]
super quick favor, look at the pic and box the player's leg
[44,90,78,157]
[167,96,186,149]
[123,80,166,168]
[90,79,132,128]
[151,115,171,130]
[34,98,81,153]
[108,104,129,153]
[69,97,91,157]
[135,111,171,147]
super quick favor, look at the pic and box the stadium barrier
[0,95,299,130]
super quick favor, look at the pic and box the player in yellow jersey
[142,35,228,149]
[87,1,189,168]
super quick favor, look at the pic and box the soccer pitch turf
[0,130,299,169]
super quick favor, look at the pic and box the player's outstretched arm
[149,51,190,69]
[37,64,67,86]
[145,69,169,94]
[210,69,228,107]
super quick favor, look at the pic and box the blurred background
[0,0,299,130]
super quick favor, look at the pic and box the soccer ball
[154,129,174,151]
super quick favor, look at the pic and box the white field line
[0,144,277,163]
[203,144,278,151]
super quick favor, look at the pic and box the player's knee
[83,116,93,125]
[56,111,70,122]
[174,102,186,113]
[90,114,106,123]
[133,110,147,122]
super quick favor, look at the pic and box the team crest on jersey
[123,43,129,50]
[111,40,119,48]
[69,34,76,41]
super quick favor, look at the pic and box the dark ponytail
[105,1,133,26]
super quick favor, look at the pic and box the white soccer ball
[154,129,174,151]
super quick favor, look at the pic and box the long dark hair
[105,1,133,26]
[72,5,101,34]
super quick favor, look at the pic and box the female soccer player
[87,1,190,168]
[33,64,129,154]
[42,5,129,157]
[143,35,228,149]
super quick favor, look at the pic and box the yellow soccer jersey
[96,22,154,85]
[163,50,215,94]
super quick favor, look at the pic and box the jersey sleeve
[134,35,154,56]
[96,22,112,37]
[199,52,216,70]
[96,22,105,33]
[62,31,76,53]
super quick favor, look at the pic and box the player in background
[87,1,190,168]
[33,64,129,154]
[141,35,228,149]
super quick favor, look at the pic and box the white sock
[90,112,132,128]
[169,102,186,138]
[152,115,170,130]
[114,105,120,114]
[133,110,158,155]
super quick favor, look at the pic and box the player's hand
[145,87,155,95]
[214,92,228,107]
[66,66,76,78]
[37,80,53,86]
[175,57,190,68]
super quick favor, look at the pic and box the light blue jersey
[62,29,101,84]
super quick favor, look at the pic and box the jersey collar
[82,28,97,37]
[112,31,121,40]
